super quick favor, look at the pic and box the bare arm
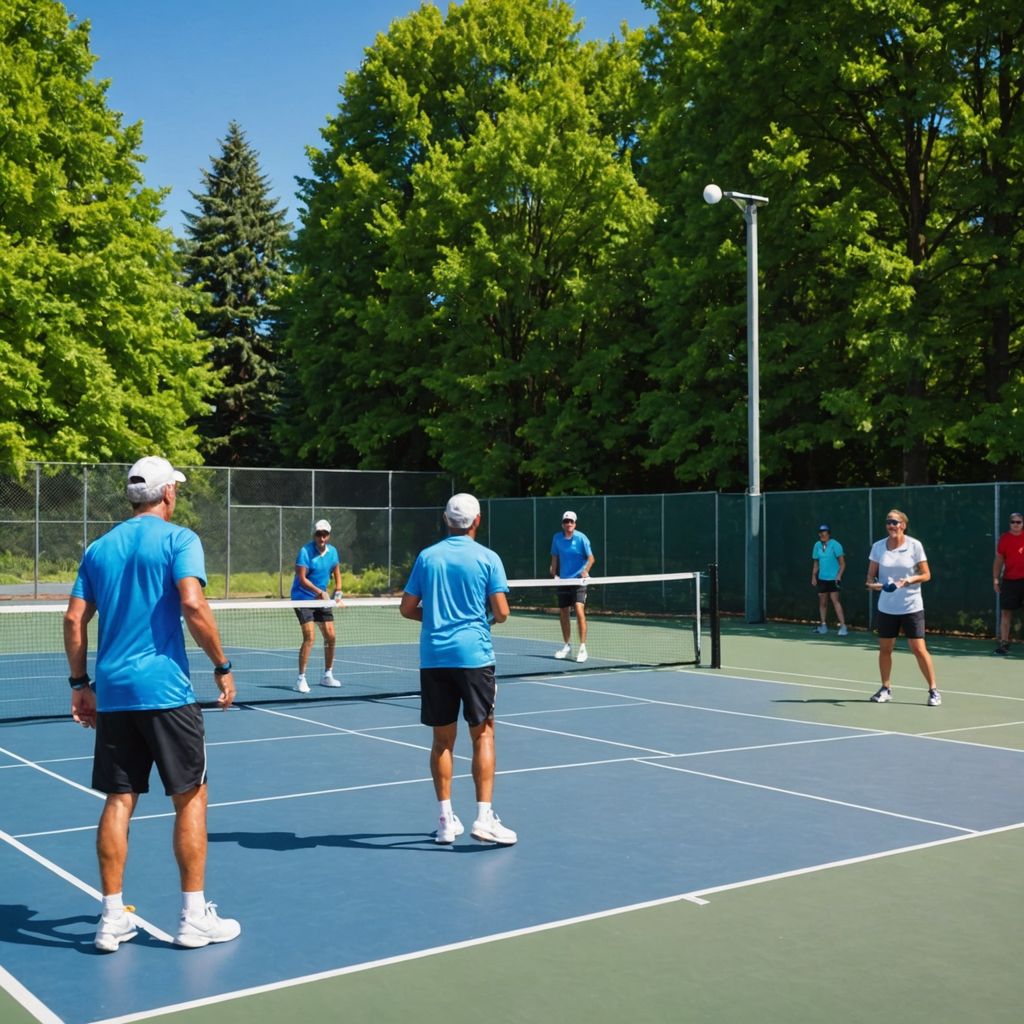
[581,554,595,579]
[295,565,327,599]
[549,554,559,578]
[63,596,97,728]
[994,551,1005,590]
[399,592,422,621]
[898,560,930,587]
[179,577,235,708]
[865,559,882,590]
[489,591,509,625]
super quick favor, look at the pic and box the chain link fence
[0,464,453,599]
[2,465,1019,636]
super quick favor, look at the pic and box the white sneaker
[928,689,942,707]
[320,671,341,688]
[816,624,828,634]
[838,625,848,636]
[176,902,241,948]
[576,644,588,663]
[94,906,137,952]
[554,643,572,660]
[471,809,518,845]
[871,686,892,703]
[294,674,310,693]
[435,812,464,844]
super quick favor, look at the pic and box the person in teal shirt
[811,523,848,635]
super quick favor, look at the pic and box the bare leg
[171,785,208,892]
[907,638,937,689]
[298,622,315,674]
[878,637,896,686]
[430,723,458,801]
[97,793,139,895]
[830,591,846,627]
[818,592,828,623]
[319,620,336,670]
[469,718,495,803]
[575,603,588,644]
[558,608,571,645]
[1000,608,1013,645]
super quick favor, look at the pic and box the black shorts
[93,703,207,796]
[817,580,840,593]
[999,577,1024,611]
[420,666,496,728]
[556,586,588,609]
[876,610,926,640]
[294,607,335,624]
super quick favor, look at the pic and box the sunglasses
[1011,520,1023,525]
[562,519,574,524]
[314,531,330,536]
[885,519,902,526]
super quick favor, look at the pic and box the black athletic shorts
[999,577,1024,611]
[876,609,926,640]
[419,666,496,728]
[93,703,207,796]
[817,579,840,593]
[294,606,335,624]
[556,585,588,609]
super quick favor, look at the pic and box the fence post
[225,467,232,599]
[33,463,40,599]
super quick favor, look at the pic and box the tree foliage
[0,0,212,472]
[180,121,291,465]
[282,0,661,493]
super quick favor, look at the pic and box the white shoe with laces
[471,809,518,845]
[295,674,310,693]
[94,906,138,952]
[435,813,464,844]
[176,902,241,948]
[576,644,588,663]
[320,670,341,688]
[554,643,572,660]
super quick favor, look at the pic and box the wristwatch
[68,673,91,690]
[213,661,232,676]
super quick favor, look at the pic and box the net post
[708,562,721,669]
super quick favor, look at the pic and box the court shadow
[208,830,496,854]
[0,904,107,954]
[772,698,852,707]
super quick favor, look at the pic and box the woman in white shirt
[866,509,941,706]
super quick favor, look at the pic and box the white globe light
[703,183,723,205]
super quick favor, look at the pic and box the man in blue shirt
[549,510,596,662]
[810,523,848,635]
[400,493,517,846]
[290,518,344,692]
[63,456,240,953]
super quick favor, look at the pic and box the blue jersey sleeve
[172,529,207,586]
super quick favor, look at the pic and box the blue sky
[68,1,654,236]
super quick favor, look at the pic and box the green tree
[283,0,659,494]
[180,121,291,465]
[641,0,1024,489]
[0,0,212,472]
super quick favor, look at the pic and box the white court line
[639,760,977,833]
[0,745,102,800]
[501,719,675,756]
[0,828,175,944]
[0,964,61,1024]
[85,822,1024,1024]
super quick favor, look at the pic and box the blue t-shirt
[290,542,341,599]
[550,530,593,579]
[70,515,207,712]
[812,538,844,580]
[403,535,509,668]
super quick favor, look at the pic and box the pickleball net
[0,569,719,721]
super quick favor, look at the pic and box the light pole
[704,183,769,623]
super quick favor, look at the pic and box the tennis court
[1,616,1022,1023]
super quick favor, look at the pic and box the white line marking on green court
[0,963,62,1024]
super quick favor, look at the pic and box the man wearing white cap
[399,493,517,845]
[549,510,595,662]
[290,519,344,692]
[63,456,240,953]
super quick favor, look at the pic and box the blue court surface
[2,668,1023,1023]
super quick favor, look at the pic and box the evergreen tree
[180,121,291,466]
[0,0,213,472]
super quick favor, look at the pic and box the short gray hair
[127,480,171,505]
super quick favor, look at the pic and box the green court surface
[4,621,1020,1023]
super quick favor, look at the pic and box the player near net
[400,493,517,846]
[291,518,344,692]
[62,456,240,953]
[549,510,596,663]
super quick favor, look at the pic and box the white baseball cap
[314,519,332,533]
[562,510,577,522]
[126,456,186,489]
[444,493,480,529]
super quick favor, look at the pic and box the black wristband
[68,673,91,690]
[213,661,232,676]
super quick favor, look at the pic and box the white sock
[477,801,492,820]
[102,893,124,915]
[182,890,206,915]
[439,799,453,819]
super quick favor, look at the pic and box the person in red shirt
[992,512,1024,655]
